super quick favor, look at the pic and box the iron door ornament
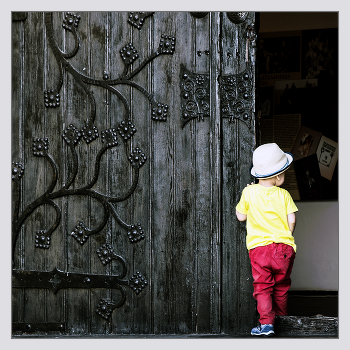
[12,11,257,337]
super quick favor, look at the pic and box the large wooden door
[12,11,257,336]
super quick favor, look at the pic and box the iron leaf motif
[44,89,60,108]
[130,271,148,295]
[12,162,24,181]
[96,243,115,265]
[117,120,137,141]
[35,230,51,249]
[63,124,82,146]
[82,124,99,144]
[127,12,154,30]
[127,223,145,243]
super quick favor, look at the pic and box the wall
[291,201,339,290]
[259,12,339,291]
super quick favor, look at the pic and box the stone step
[274,315,338,338]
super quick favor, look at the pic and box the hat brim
[250,152,294,179]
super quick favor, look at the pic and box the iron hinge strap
[12,267,128,294]
[12,322,66,333]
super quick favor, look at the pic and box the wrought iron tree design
[12,11,176,320]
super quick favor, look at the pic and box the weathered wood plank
[151,11,176,334]
[12,17,25,330]
[21,13,47,329]
[193,12,216,333]
[129,10,153,334]
[64,11,92,334]
[108,11,135,335]
[43,12,66,329]
[88,11,110,335]
[208,12,222,334]
[233,12,258,334]
[221,12,257,335]
[171,11,197,334]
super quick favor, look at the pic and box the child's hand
[246,182,254,187]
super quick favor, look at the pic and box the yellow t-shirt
[236,184,298,252]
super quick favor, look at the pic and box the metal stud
[35,230,50,249]
[129,148,147,168]
[117,120,136,141]
[63,124,81,146]
[101,128,118,148]
[33,138,49,157]
[127,223,145,243]
[129,271,148,294]
[71,221,89,245]
[12,162,24,181]
[127,12,154,30]
[62,12,80,31]
[82,124,98,144]
[44,90,60,108]
[96,243,115,265]
[227,12,248,24]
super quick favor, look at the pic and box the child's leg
[249,245,275,325]
[272,244,295,315]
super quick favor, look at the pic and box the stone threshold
[12,315,338,338]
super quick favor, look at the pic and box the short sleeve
[285,190,298,214]
[236,187,248,215]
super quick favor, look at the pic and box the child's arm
[287,212,296,234]
[236,210,247,222]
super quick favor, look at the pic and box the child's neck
[258,178,277,188]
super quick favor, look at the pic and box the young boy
[236,143,298,336]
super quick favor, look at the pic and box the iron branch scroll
[13,11,176,253]
[44,12,175,126]
[12,12,175,320]
[12,137,145,254]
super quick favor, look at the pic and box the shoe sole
[251,331,275,336]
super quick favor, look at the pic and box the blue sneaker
[251,324,274,336]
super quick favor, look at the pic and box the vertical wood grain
[64,11,91,334]
[44,12,65,330]
[108,11,134,335]
[193,12,216,333]
[129,11,152,334]
[208,12,222,334]
[171,11,196,334]
[88,11,109,335]
[12,17,25,330]
[20,13,46,333]
[221,12,257,335]
[150,11,176,334]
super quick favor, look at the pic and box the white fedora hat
[250,143,293,179]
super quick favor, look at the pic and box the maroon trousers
[249,243,295,325]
